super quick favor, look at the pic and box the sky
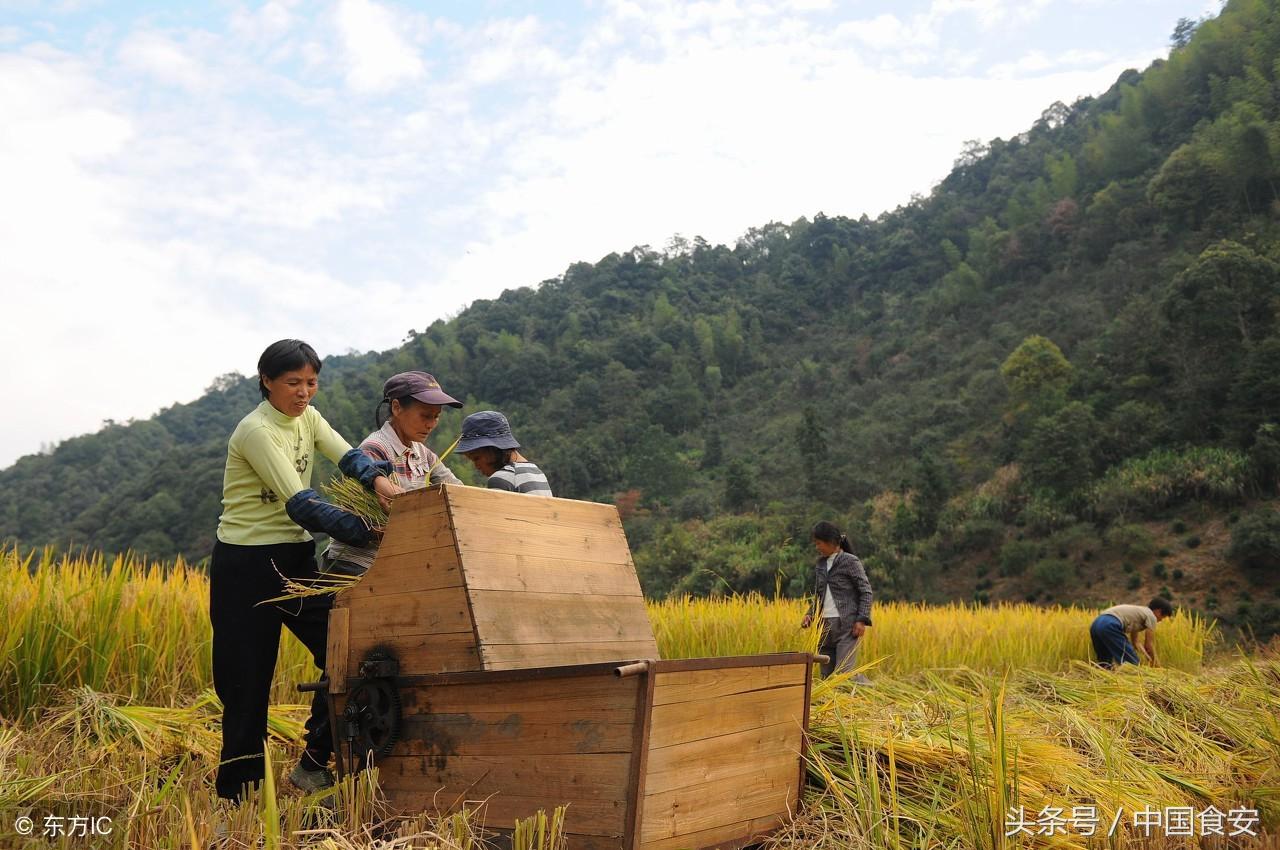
[0,0,1220,469]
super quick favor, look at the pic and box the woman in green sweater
[210,339,400,801]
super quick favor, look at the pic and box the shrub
[1106,523,1156,559]
[1090,447,1250,519]
[1171,519,1188,534]
[1184,535,1201,549]
[949,465,1024,524]
[999,540,1041,577]
[1173,568,1184,581]
[1227,508,1280,571]
[956,518,1005,553]
[1152,561,1167,579]
[1031,558,1073,593]
[1122,561,1135,574]
[1049,523,1099,560]
[1020,492,1077,536]
[1128,575,1142,590]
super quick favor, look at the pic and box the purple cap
[382,371,462,408]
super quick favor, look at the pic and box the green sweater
[216,401,352,545]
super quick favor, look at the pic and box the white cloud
[118,30,209,90]
[989,47,1122,79]
[333,0,425,93]
[930,0,1054,29]
[834,13,939,51]
[430,11,1159,304]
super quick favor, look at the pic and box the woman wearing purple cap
[457,410,553,496]
[322,370,465,576]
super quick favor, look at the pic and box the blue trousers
[1090,613,1139,667]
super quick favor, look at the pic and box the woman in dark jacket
[800,521,873,679]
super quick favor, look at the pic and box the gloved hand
[286,489,375,547]
[338,448,394,489]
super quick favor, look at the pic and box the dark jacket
[809,551,874,630]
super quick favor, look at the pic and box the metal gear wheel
[346,677,402,759]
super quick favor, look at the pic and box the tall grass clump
[1091,446,1250,520]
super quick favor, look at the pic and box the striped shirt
[324,421,462,573]
[487,461,553,496]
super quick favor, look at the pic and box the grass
[1,546,1274,848]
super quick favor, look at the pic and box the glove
[339,448,394,489]
[286,489,375,547]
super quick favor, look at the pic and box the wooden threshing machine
[322,485,815,850]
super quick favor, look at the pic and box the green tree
[1000,335,1074,416]
[1019,402,1100,498]
[1163,241,1280,436]
[796,405,828,498]
[723,460,760,512]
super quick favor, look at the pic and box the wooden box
[324,485,814,850]
[328,484,659,677]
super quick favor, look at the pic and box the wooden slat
[346,587,472,638]
[639,767,797,843]
[454,526,634,565]
[650,653,810,674]
[375,495,454,559]
[481,641,660,670]
[444,485,624,531]
[490,828,629,850]
[346,630,480,675]
[645,722,799,790]
[396,713,635,756]
[399,674,640,714]
[627,653,657,850]
[462,552,645,597]
[645,734,799,796]
[326,608,349,694]
[650,665,805,706]
[343,545,463,598]
[448,491,634,566]
[646,685,806,750]
[383,784,629,837]
[470,590,655,649]
[380,753,632,799]
[637,813,787,850]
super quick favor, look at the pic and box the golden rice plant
[648,595,1214,672]
[0,547,315,718]
[0,543,1274,848]
[790,657,1280,849]
[0,682,574,850]
[322,436,460,535]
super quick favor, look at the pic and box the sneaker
[288,763,335,793]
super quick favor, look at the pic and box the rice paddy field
[2,546,1277,849]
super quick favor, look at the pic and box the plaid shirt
[324,421,461,572]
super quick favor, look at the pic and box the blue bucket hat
[456,410,521,453]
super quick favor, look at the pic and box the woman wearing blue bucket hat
[456,410,553,496]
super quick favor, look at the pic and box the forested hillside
[3,0,1280,636]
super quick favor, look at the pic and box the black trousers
[210,539,333,800]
